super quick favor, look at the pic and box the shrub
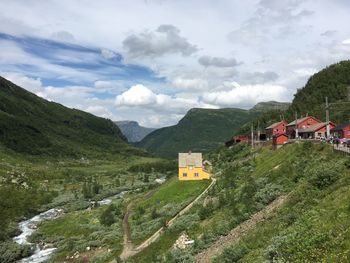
[308,163,341,189]
[213,244,249,263]
[99,204,116,226]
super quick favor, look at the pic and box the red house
[234,134,251,143]
[273,133,288,147]
[286,116,322,138]
[265,120,287,140]
[331,123,350,139]
[298,122,336,139]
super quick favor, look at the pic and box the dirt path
[119,202,134,260]
[119,178,216,261]
[195,194,289,263]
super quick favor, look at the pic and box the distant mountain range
[136,105,272,158]
[0,76,142,157]
[115,121,156,142]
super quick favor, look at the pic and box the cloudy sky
[1,0,350,127]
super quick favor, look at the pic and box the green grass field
[129,177,210,245]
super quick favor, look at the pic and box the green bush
[308,163,341,189]
[0,241,33,263]
[99,204,116,226]
[213,244,249,263]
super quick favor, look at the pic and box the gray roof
[287,116,310,126]
[298,122,327,133]
[178,152,203,167]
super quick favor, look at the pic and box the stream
[13,191,129,263]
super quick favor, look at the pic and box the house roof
[266,121,286,130]
[331,123,350,131]
[298,122,328,133]
[287,116,313,126]
[179,152,203,167]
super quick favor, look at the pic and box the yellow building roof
[178,152,203,167]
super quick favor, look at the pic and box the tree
[82,182,92,199]
[100,205,116,226]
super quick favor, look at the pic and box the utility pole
[326,97,330,138]
[295,112,299,139]
[251,124,254,149]
[257,120,260,142]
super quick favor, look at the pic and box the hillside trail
[118,177,216,261]
[119,202,134,260]
[195,194,289,263]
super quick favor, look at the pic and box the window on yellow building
[194,172,199,177]
[183,173,187,177]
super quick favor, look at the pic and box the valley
[0,60,350,263]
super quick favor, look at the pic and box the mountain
[238,60,350,134]
[0,76,141,157]
[250,101,291,112]
[115,121,156,142]
[287,60,350,124]
[136,107,261,158]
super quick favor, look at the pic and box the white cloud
[172,77,208,91]
[94,80,113,90]
[1,72,44,93]
[101,49,117,59]
[115,84,157,106]
[202,82,288,107]
[198,56,241,68]
[341,38,350,45]
[122,24,198,58]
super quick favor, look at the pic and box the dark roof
[266,121,286,130]
[331,123,350,131]
[298,122,327,133]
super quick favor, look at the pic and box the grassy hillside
[126,142,350,263]
[0,76,142,158]
[137,108,260,158]
[288,60,350,124]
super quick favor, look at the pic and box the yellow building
[178,152,211,181]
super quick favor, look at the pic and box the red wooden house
[298,122,335,139]
[234,134,251,143]
[273,133,288,147]
[265,120,287,140]
[331,123,350,139]
[286,116,322,138]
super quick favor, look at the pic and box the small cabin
[178,152,210,181]
[273,133,288,148]
[265,120,287,140]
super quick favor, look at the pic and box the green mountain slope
[250,101,290,112]
[0,76,140,157]
[130,142,350,263]
[137,108,260,158]
[238,60,350,134]
[287,60,350,124]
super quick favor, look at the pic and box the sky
[1,0,350,128]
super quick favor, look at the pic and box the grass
[127,142,350,263]
[129,177,210,245]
